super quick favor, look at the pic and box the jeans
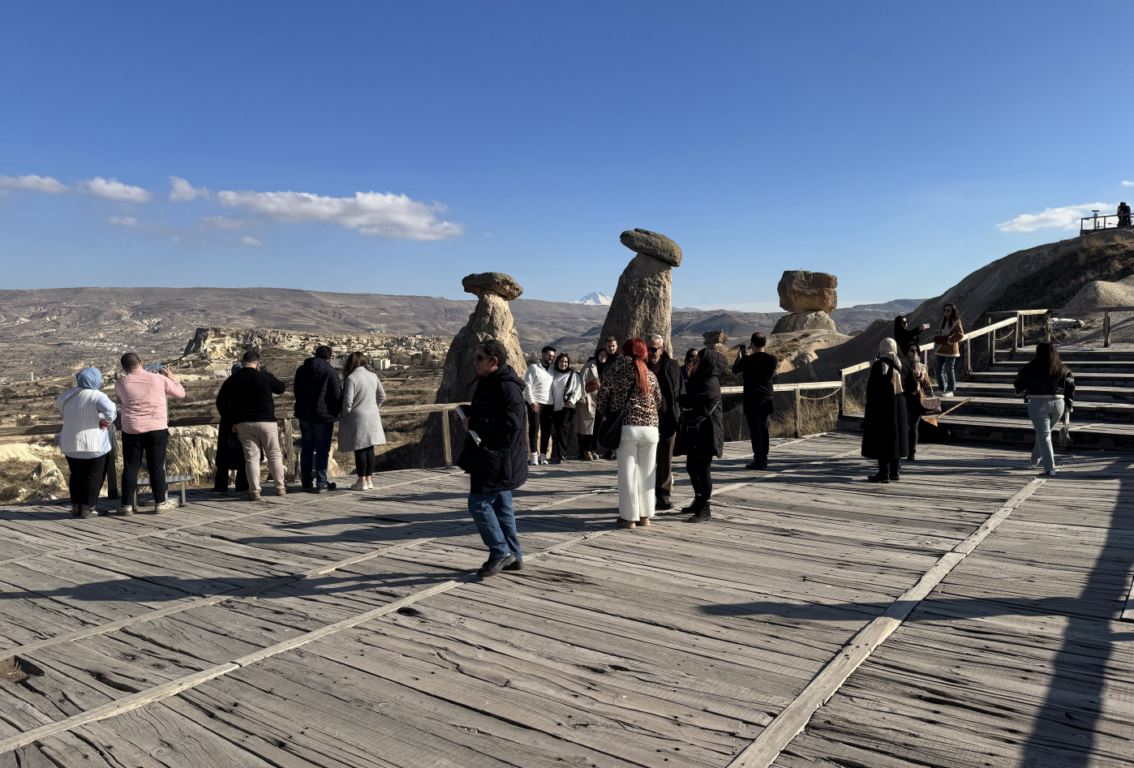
[467,490,522,562]
[121,429,170,504]
[1028,398,1065,474]
[616,425,659,521]
[299,420,334,487]
[744,399,773,467]
[937,356,958,392]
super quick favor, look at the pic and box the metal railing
[1080,211,1132,234]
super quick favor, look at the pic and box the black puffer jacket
[459,365,529,493]
[293,357,343,422]
[674,347,726,458]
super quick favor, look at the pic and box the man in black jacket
[294,345,342,493]
[216,350,287,501]
[646,334,683,510]
[732,332,778,470]
[675,344,726,522]
[459,339,528,578]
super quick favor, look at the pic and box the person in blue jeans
[293,345,342,493]
[458,339,529,578]
[1014,343,1075,477]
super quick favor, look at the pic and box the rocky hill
[795,228,1134,380]
[0,287,920,380]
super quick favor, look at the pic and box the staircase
[841,345,1134,451]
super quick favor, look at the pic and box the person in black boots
[294,345,342,492]
[213,363,250,494]
[458,339,529,578]
[862,338,909,483]
[675,342,726,522]
[646,334,682,510]
[732,331,777,470]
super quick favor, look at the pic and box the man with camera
[115,352,186,513]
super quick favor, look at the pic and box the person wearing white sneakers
[933,303,964,397]
[339,352,386,490]
[523,345,555,465]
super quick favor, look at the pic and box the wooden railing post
[1012,317,1020,355]
[793,386,802,438]
[988,317,995,365]
[1104,310,1112,348]
[838,371,845,418]
[440,407,453,467]
[963,337,972,375]
[281,417,296,482]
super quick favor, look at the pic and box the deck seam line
[725,476,1047,768]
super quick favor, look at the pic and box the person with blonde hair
[862,338,909,483]
[339,352,386,490]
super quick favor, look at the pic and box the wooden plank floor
[0,433,1132,767]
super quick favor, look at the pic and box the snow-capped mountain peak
[574,291,612,306]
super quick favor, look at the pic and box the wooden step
[936,396,1134,424]
[953,381,1131,403]
[839,413,1134,450]
[970,370,1134,387]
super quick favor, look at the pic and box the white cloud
[79,176,151,203]
[1122,180,1134,187]
[997,202,1114,232]
[0,174,68,194]
[108,215,139,228]
[240,236,262,247]
[169,176,208,202]
[200,215,246,230]
[217,188,462,240]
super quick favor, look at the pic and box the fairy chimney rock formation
[423,272,527,465]
[600,228,682,351]
[773,270,839,334]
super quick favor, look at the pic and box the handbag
[919,384,942,415]
[595,383,633,451]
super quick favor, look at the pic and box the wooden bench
[132,474,191,509]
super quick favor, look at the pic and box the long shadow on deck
[702,457,1134,765]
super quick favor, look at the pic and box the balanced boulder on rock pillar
[600,228,682,351]
[773,270,839,334]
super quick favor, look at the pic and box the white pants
[617,425,659,521]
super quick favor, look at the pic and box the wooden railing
[1098,306,1134,348]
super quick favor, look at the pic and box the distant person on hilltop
[1119,201,1132,228]
[218,349,287,501]
[523,345,555,466]
[339,352,386,491]
[732,332,777,471]
[294,345,342,493]
[115,352,185,514]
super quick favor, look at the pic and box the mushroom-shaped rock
[777,271,838,313]
[461,272,523,301]
[619,228,683,267]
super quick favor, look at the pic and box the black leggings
[354,447,376,477]
[686,448,715,503]
[66,454,108,507]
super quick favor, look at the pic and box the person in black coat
[458,339,529,578]
[674,344,726,522]
[217,350,288,500]
[893,315,930,355]
[646,335,683,510]
[861,338,909,483]
[293,345,343,492]
[212,362,249,493]
[732,331,777,470]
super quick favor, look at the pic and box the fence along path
[0,434,1132,766]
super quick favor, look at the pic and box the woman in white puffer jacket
[58,367,117,518]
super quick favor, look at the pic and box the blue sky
[2,2,1132,311]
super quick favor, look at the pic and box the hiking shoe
[477,554,516,579]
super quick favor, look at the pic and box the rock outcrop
[774,271,839,336]
[600,229,682,351]
[422,272,528,465]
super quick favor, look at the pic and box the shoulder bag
[595,382,633,452]
[919,383,942,415]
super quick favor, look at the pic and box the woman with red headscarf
[597,338,663,528]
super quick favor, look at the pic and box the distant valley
[0,287,921,379]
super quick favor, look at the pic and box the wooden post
[1044,312,1052,343]
[963,337,971,376]
[793,386,802,438]
[838,372,846,418]
[988,318,995,365]
[440,407,453,467]
[1104,310,1111,348]
[1011,318,1020,355]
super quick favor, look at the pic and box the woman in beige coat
[933,303,964,396]
[339,352,386,490]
